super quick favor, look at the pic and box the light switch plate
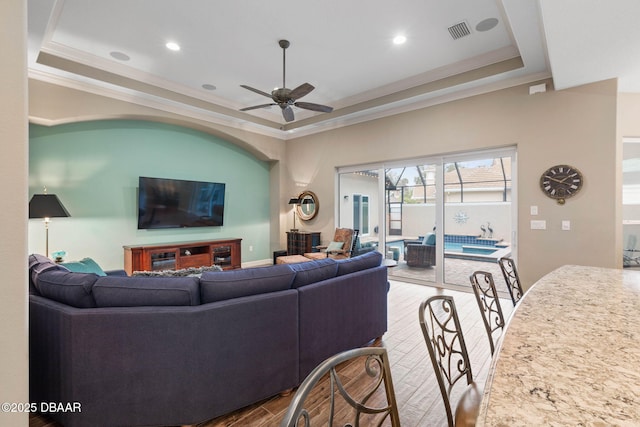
[530,220,546,230]
[562,220,571,231]
[530,205,538,215]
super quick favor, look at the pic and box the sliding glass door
[442,154,513,292]
[337,148,516,292]
[338,169,382,256]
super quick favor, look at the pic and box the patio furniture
[404,233,436,267]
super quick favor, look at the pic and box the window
[353,194,370,235]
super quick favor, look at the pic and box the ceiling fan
[240,40,333,122]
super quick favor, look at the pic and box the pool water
[444,242,497,255]
[386,235,508,261]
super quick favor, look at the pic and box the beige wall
[29,77,622,288]
[27,76,623,289]
[1,0,28,425]
[286,79,619,287]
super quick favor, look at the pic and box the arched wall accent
[28,79,286,163]
[28,119,275,269]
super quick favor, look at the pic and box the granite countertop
[477,265,640,426]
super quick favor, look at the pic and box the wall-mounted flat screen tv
[138,176,225,229]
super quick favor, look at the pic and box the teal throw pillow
[60,257,107,276]
[423,233,436,246]
[327,241,345,251]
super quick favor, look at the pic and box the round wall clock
[539,164,583,205]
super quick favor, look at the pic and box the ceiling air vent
[448,21,471,40]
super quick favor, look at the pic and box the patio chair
[304,228,357,260]
[404,232,436,267]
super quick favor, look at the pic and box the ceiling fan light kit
[240,39,333,122]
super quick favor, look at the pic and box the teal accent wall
[29,120,271,269]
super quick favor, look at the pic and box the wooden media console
[123,238,242,275]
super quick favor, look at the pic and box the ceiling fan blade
[240,103,276,111]
[240,85,273,99]
[294,102,334,113]
[289,83,315,100]
[282,105,295,122]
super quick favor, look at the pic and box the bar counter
[477,265,640,426]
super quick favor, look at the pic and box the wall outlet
[530,220,546,230]
[249,245,253,252]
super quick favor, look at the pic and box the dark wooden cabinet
[124,238,242,275]
[287,231,321,255]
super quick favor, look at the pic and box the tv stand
[123,238,242,275]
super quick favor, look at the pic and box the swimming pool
[386,234,511,262]
[444,242,498,255]
[443,235,510,261]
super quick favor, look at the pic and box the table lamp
[288,197,300,231]
[29,191,71,258]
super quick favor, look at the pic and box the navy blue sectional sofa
[28,251,388,427]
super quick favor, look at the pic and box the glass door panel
[337,148,516,293]
[623,139,640,268]
[384,165,437,284]
[442,156,513,295]
[339,170,380,254]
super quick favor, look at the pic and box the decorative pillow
[200,265,296,303]
[423,233,436,246]
[289,258,338,288]
[336,251,383,276]
[60,257,107,276]
[326,241,344,252]
[93,276,201,307]
[34,269,98,308]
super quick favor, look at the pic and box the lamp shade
[29,194,71,219]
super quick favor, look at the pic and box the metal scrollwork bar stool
[498,257,524,306]
[419,295,482,427]
[279,346,401,427]
[470,271,506,355]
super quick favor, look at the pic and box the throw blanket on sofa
[132,265,223,277]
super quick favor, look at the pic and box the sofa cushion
[28,253,68,295]
[93,276,201,307]
[289,258,338,288]
[200,265,295,303]
[336,251,383,276]
[34,269,98,308]
[93,276,200,307]
[60,257,107,276]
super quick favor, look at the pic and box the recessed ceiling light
[393,35,407,45]
[202,84,216,91]
[165,41,181,51]
[476,17,499,32]
[110,51,130,61]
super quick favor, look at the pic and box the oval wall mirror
[296,191,319,221]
